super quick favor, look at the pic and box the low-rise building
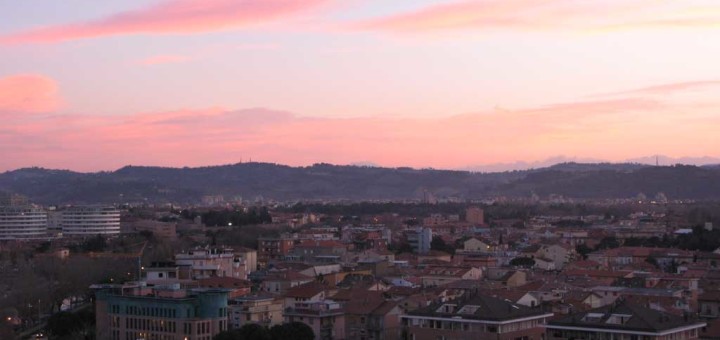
[402,294,553,340]
[258,235,295,267]
[175,248,247,280]
[0,205,48,240]
[94,282,229,340]
[547,302,705,340]
[228,295,284,330]
[284,300,346,340]
[61,205,121,236]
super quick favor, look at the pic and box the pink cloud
[139,54,193,65]
[1,0,325,44]
[0,79,718,171]
[0,74,62,115]
[0,97,707,171]
[604,80,720,96]
[350,0,720,34]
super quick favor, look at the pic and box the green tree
[47,311,83,337]
[575,244,592,260]
[595,237,620,250]
[82,235,107,252]
[431,236,455,254]
[509,257,535,268]
[273,322,314,340]
[645,256,659,268]
[237,323,272,340]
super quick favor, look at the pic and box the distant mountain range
[1,162,720,204]
[464,155,720,172]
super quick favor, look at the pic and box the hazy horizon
[2,154,719,174]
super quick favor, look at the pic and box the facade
[61,205,121,236]
[175,248,247,280]
[466,207,485,225]
[402,294,552,340]
[228,295,284,329]
[235,247,258,274]
[345,295,403,340]
[407,227,432,254]
[94,283,229,340]
[0,206,48,240]
[522,244,572,270]
[47,210,62,232]
[547,302,705,340]
[284,300,346,340]
[258,236,295,267]
[700,291,720,318]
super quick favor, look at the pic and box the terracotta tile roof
[196,277,251,288]
[285,282,328,298]
[549,302,704,333]
[407,293,550,322]
[563,269,632,279]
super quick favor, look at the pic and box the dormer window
[457,305,480,314]
[435,304,457,313]
[582,313,605,323]
[606,314,632,325]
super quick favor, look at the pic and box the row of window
[112,304,180,318]
[124,317,177,333]
[109,318,225,337]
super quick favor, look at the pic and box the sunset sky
[1,0,719,172]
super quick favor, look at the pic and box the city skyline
[1,0,720,171]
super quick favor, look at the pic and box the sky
[1,0,719,172]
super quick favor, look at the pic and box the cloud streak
[138,54,193,65]
[1,0,325,44]
[350,0,720,34]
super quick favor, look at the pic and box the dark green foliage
[404,218,420,226]
[47,311,83,337]
[200,208,272,227]
[595,237,620,250]
[35,241,51,253]
[138,230,154,240]
[575,244,592,259]
[645,256,659,268]
[286,202,467,217]
[674,225,720,251]
[388,241,414,254]
[509,257,536,267]
[213,323,314,340]
[622,226,720,252]
[431,236,456,254]
[80,235,107,252]
[272,322,314,340]
[214,224,290,249]
[551,220,588,228]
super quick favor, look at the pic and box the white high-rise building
[0,206,48,240]
[62,206,121,236]
[407,227,433,254]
